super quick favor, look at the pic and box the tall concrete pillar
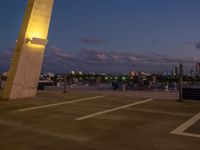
[3,0,54,100]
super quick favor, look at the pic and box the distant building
[140,72,145,76]
[78,71,83,75]
[130,70,136,77]
[196,63,200,76]
[171,69,176,77]
[3,71,9,77]
[175,65,179,76]
[70,70,75,75]
[152,75,157,83]
[190,69,194,77]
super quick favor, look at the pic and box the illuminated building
[196,63,200,76]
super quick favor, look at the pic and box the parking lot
[0,89,199,150]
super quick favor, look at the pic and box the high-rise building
[175,65,179,76]
[190,69,194,76]
[171,69,176,77]
[196,63,200,76]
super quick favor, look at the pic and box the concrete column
[3,0,54,100]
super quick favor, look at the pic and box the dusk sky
[1,0,200,73]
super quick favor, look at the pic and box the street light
[179,64,183,102]
[26,37,48,46]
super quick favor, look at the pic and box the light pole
[179,64,183,101]
[0,75,2,89]
[63,74,67,93]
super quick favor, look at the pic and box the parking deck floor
[0,90,199,150]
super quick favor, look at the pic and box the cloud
[80,48,109,61]
[0,45,199,73]
[150,52,168,58]
[195,42,200,49]
[48,45,74,60]
[109,51,197,65]
[184,41,193,45]
[80,37,106,44]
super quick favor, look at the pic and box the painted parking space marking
[18,95,106,112]
[170,112,200,138]
[132,108,194,117]
[75,98,154,121]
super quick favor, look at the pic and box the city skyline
[1,0,200,73]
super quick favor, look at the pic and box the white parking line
[75,98,154,121]
[18,95,106,112]
[177,132,200,138]
[170,112,200,138]
[132,108,194,117]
